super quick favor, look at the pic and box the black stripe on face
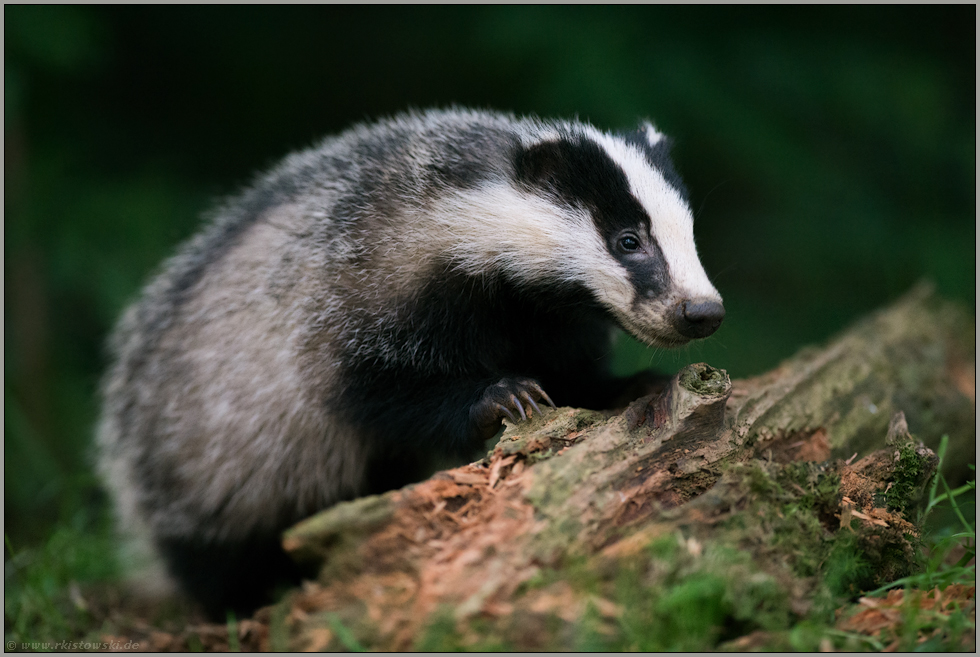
[514,134,670,301]
[618,128,689,202]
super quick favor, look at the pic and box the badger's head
[505,120,724,348]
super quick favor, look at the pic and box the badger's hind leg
[157,531,315,620]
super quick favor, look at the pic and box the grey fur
[97,108,722,605]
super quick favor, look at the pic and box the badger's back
[97,110,534,609]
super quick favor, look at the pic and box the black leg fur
[158,532,315,621]
[340,371,517,456]
[511,313,665,410]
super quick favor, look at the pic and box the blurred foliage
[3,6,975,547]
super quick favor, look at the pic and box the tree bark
[260,283,975,651]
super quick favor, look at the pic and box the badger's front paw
[470,378,556,440]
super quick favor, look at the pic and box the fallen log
[211,283,975,651]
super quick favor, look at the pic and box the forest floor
[5,463,974,652]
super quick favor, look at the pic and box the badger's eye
[618,234,641,252]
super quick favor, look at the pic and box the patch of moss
[483,530,802,651]
[678,363,729,396]
[572,602,617,651]
[823,509,922,599]
[779,461,840,513]
[557,553,607,596]
[610,541,794,651]
[823,531,876,598]
[416,611,516,652]
[787,619,832,651]
[723,458,923,603]
[737,459,783,497]
[884,442,932,514]
[646,533,681,561]
[714,461,840,582]
[649,571,731,647]
[414,608,464,651]
[524,447,556,465]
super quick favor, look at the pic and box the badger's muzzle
[670,299,725,339]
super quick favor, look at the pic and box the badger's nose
[672,299,725,339]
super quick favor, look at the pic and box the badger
[97,108,724,618]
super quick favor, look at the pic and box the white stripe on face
[424,184,636,312]
[587,126,721,305]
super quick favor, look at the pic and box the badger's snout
[671,299,725,339]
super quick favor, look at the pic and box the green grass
[829,436,975,651]
[4,506,119,647]
[869,437,975,597]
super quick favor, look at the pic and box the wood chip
[488,455,516,488]
[452,471,487,485]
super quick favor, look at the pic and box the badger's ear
[619,122,690,202]
[618,121,667,150]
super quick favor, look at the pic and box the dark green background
[5,6,975,544]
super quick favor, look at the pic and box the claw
[529,382,556,408]
[495,403,518,424]
[509,394,527,421]
[520,391,542,417]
